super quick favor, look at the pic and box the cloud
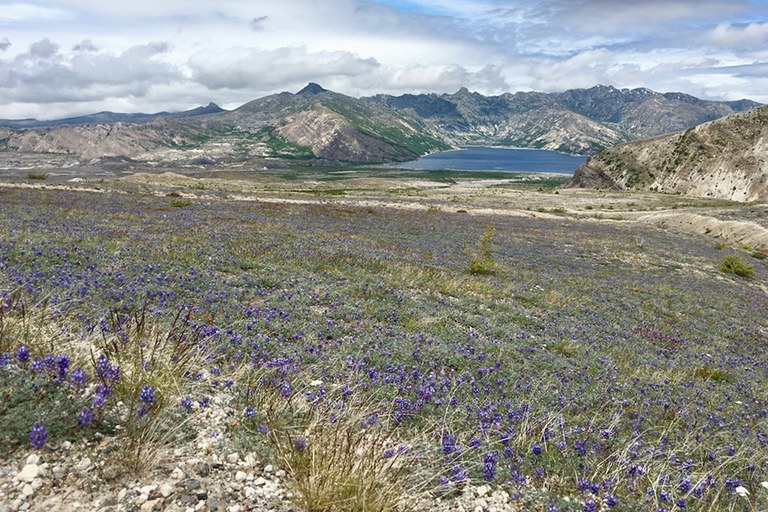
[250,16,269,31]
[709,22,768,49]
[189,46,380,90]
[0,39,183,104]
[0,38,10,51]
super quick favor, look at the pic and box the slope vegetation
[568,105,768,202]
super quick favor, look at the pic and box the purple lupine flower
[28,422,47,449]
[55,354,69,378]
[606,494,618,508]
[546,502,560,512]
[450,465,468,482]
[77,407,93,426]
[532,443,542,455]
[441,432,460,455]
[468,437,482,449]
[0,353,12,367]
[383,448,395,459]
[676,499,686,509]
[679,477,692,493]
[30,357,44,372]
[583,499,596,512]
[243,407,256,419]
[180,395,193,411]
[293,437,308,452]
[137,407,148,417]
[483,452,496,481]
[16,346,30,363]
[139,385,155,404]
[70,367,87,387]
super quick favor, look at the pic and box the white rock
[263,464,274,473]
[22,484,35,497]
[159,483,174,498]
[140,500,158,512]
[227,453,240,464]
[228,506,241,512]
[140,484,157,496]
[275,469,286,478]
[171,467,185,480]
[735,486,750,497]
[25,455,40,466]
[762,481,768,490]
[118,488,128,502]
[16,465,40,483]
[76,457,93,472]
[254,477,267,487]
[475,485,490,497]
[61,441,72,450]
[235,471,248,482]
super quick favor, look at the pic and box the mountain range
[0,83,760,165]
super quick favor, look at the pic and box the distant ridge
[0,83,761,166]
[0,102,225,129]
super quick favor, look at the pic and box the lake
[390,146,586,174]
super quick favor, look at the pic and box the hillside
[0,84,759,166]
[567,105,768,202]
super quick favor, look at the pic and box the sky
[0,0,767,119]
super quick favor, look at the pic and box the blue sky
[0,0,766,119]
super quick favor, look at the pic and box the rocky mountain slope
[0,84,759,165]
[567,105,768,202]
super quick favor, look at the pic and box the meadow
[0,179,766,511]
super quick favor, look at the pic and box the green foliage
[467,225,499,275]
[0,368,93,449]
[719,254,755,279]
[26,172,48,180]
[169,198,192,207]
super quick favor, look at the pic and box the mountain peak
[297,83,328,95]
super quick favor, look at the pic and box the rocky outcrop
[567,105,768,202]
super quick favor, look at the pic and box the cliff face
[568,105,768,202]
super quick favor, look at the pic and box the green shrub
[26,172,48,180]
[467,226,499,275]
[719,254,755,279]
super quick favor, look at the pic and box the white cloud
[0,0,766,119]
[710,22,768,49]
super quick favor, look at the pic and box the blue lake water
[391,146,586,174]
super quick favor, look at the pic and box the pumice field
[0,168,766,511]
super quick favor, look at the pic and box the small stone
[25,454,40,466]
[118,488,128,501]
[178,494,197,506]
[76,457,93,472]
[226,453,239,464]
[61,441,72,450]
[185,479,201,491]
[195,462,210,477]
[52,465,66,480]
[171,467,185,480]
[275,469,286,478]
[263,464,274,474]
[253,477,267,487]
[22,484,35,497]
[160,483,175,498]
[235,471,247,482]
[141,499,158,512]
[475,485,490,497]
[140,484,157,496]
[228,505,241,512]
[16,465,40,483]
